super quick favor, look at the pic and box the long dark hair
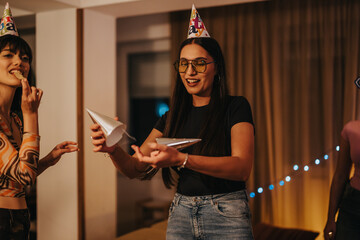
[162,37,229,188]
[0,35,34,119]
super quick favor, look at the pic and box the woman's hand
[323,220,336,240]
[44,141,79,166]
[20,78,43,134]
[21,78,43,115]
[38,141,79,175]
[90,123,116,153]
[131,142,185,169]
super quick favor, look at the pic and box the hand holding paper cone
[86,108,135,147]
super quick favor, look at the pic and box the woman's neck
[192,95,211,107]
[0,85,16,116]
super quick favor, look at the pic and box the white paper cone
[86,108,132,147]
[156,138,201,150]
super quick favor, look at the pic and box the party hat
[86,108,135,147]
[187,4,210,39]
[0,2,19,37]
[156,138,201,150]
[355,76,360,89]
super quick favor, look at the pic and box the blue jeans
[0,208,30,240]
[166,190,254,240]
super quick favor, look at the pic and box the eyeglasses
[174,59,215,73]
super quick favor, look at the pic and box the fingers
[93,145,107,152]
[147,142,168,151]
[91,130,104,139]
[21,79,43,114]
[21,78,30,96]
[90,123,101,131]
[59,146,79,154]
[58,141,78,147]
[37,88,43,101]
[131,145,142,156]
[150,150,160,157]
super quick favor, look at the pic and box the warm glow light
[249,145,340,197]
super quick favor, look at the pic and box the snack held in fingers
[13,70,24,80]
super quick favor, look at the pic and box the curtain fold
[170,0,360,236]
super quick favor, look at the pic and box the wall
[36,9,79,240]
[83,9,117,240]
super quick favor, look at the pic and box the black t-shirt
[154,95,254,196]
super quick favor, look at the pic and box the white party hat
[86,108,135,147]
[156,138,201,150]
[0,3,19,37]
[187,4,210,39]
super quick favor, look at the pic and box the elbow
[232,157,252,181]
[234,171,251,182]
[17,169,37,186]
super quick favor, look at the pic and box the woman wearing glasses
[90,6,254,240]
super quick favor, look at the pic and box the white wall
[83,9,117,240]
[36,9,79,240]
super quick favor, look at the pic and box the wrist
[134,162,150,173]
[177,153,189,171]
[107,145,118,155]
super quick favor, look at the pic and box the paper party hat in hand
[0,2,19,37]
[86,108,135,147]
[156,138,201,150]
[188,4,210,39]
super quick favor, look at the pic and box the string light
[249,145,338,198]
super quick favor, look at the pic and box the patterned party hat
[187,4,210,39]
[0,2,19,37]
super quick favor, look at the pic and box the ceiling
[2,0,265,18]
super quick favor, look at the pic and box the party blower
[86,108,135,147]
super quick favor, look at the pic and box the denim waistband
[173,190,248,207]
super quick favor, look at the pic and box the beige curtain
[170,0,360,236]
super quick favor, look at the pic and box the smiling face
[179,43,217,98]
[0,44,30,88]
